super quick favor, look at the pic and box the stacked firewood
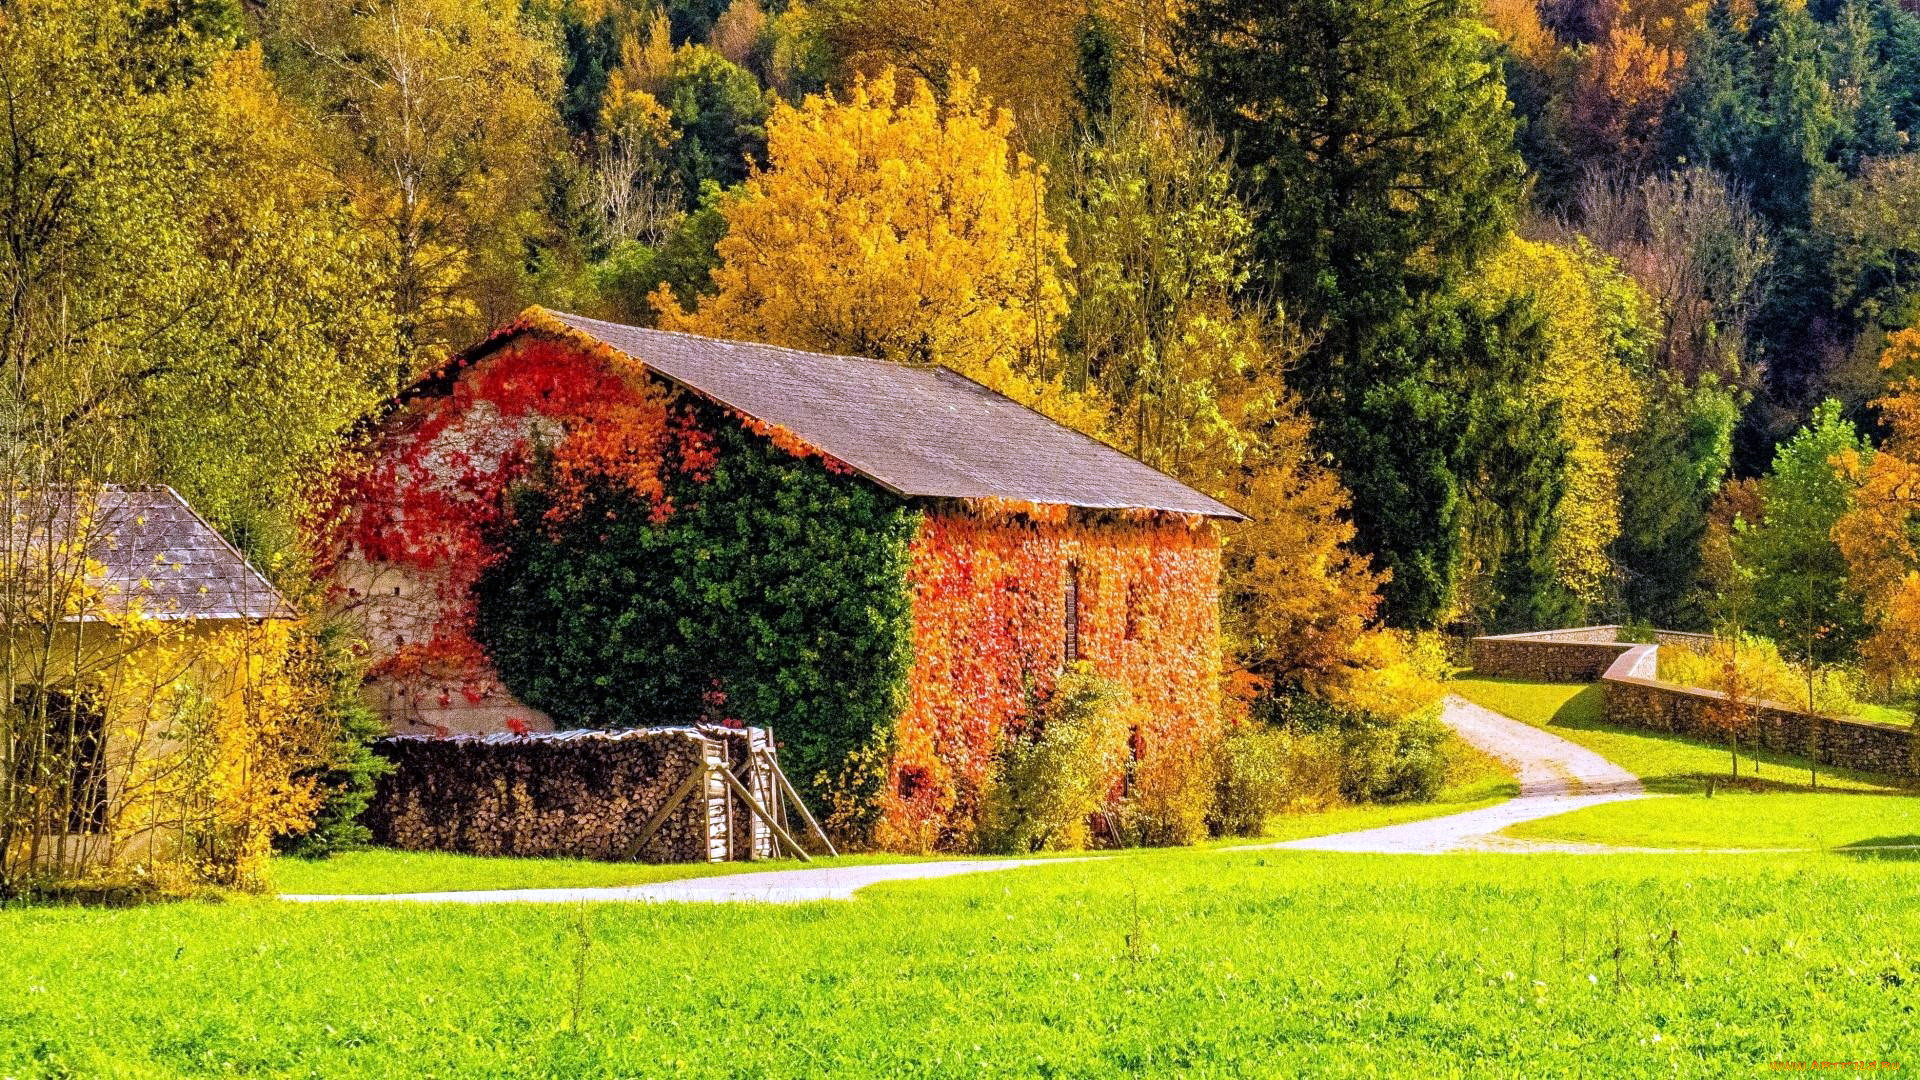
[366,727,742,863]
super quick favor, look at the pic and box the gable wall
[882,508,1223,849]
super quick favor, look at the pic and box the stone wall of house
[365,727,785,862]
[1469,625,1636,681]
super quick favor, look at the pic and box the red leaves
[876,509,1224,849]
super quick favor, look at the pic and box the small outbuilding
[323,308,1242,849]
[2,486,297,886]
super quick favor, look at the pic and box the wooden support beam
[621,764,707,862]
[766,752,837,858]
[715,767,811,863]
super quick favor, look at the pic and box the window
[1123,580,1144,641]
[1063,563,1080,662]
[8,686,107,833]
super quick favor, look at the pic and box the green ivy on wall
[473,408,920,822]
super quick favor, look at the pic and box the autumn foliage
[882,510,1224,850]
[654,68,1104,432]
[1835,328,1920,680]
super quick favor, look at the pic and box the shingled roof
[509,310,1244,520]
[15,487,294,621]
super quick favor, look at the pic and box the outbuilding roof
[13,486,295,621]
[472,309,1243,520]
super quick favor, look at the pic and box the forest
[14,0,1920,869]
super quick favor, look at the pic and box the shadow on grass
[1640,774,1912,796]
[1518,681,1919,796]
[1833,837,1920,861]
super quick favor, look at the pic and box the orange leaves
[1835,327,1920,680]
[545,387,675,525]
[737,416,856,474]
[876,508,1223,850]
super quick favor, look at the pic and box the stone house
[323,307,1242,846]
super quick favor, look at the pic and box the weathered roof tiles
[12,486,294,621]
[488,309,1245,521]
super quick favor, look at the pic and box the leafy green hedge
[473,409,920,815]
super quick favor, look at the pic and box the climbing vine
[324,314,1228,849]
[880,510,1224,850]
[473,409,920,821]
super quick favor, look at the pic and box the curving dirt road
[1253,694,1647,854]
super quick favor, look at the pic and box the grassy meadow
[9,688,1919,1077]
[5,849,1917,1077]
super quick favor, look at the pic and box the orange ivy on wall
[878,509,1223,850]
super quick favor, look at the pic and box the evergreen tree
[1172,0,1528,624]
[1172,0,1525,355]
[1614,377,1741,627]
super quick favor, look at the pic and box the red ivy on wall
[878,509,1224,850]
[321,332,696,707]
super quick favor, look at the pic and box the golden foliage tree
[654,68,1092,427]
[1835,327,1920,679]
[1465,236,1653,608]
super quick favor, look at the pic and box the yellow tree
[1835,327,1920,679]
[654,68,1094,428]
[1465,235,1653,610]
[269,0,563,370]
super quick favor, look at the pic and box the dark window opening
[1122,725,1144,796]
[1123,580,1144,641]
[9,686,107,833]
[1063,563,1081,662]
[897,765,930,801]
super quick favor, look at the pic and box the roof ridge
[145,486,296,620]
[544,309,917,372]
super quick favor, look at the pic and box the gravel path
[282,694,1654,904]
[1251,694,1647,854]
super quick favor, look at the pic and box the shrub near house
[321,308,1242,850]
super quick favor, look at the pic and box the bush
[977,664,1129,854]
[1116,738,1217,847]
[1334,707,1449,803]
[274,623,391,859]
[1265,691,1450,804]
[1212,722,1345,837]
[1658,633,1863,716]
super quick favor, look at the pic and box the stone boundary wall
[1469,625,1637,681]
[1599,646,1918,778]
[366,726,781,862]
[1469,626,1918,779]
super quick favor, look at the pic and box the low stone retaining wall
[1600,645,1917,778]
[1469,625,1918,779]
[1470,625,1637,681]
[366,726,779,862]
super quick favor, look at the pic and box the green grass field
[1453,676,1920,850]
[1505,792,1920,849]
[1451,677,1906,794]
[5,849,1917,1077]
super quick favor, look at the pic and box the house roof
[509,310,1244,520]
[14,486,295,621]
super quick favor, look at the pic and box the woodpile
[366,726,753,863]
